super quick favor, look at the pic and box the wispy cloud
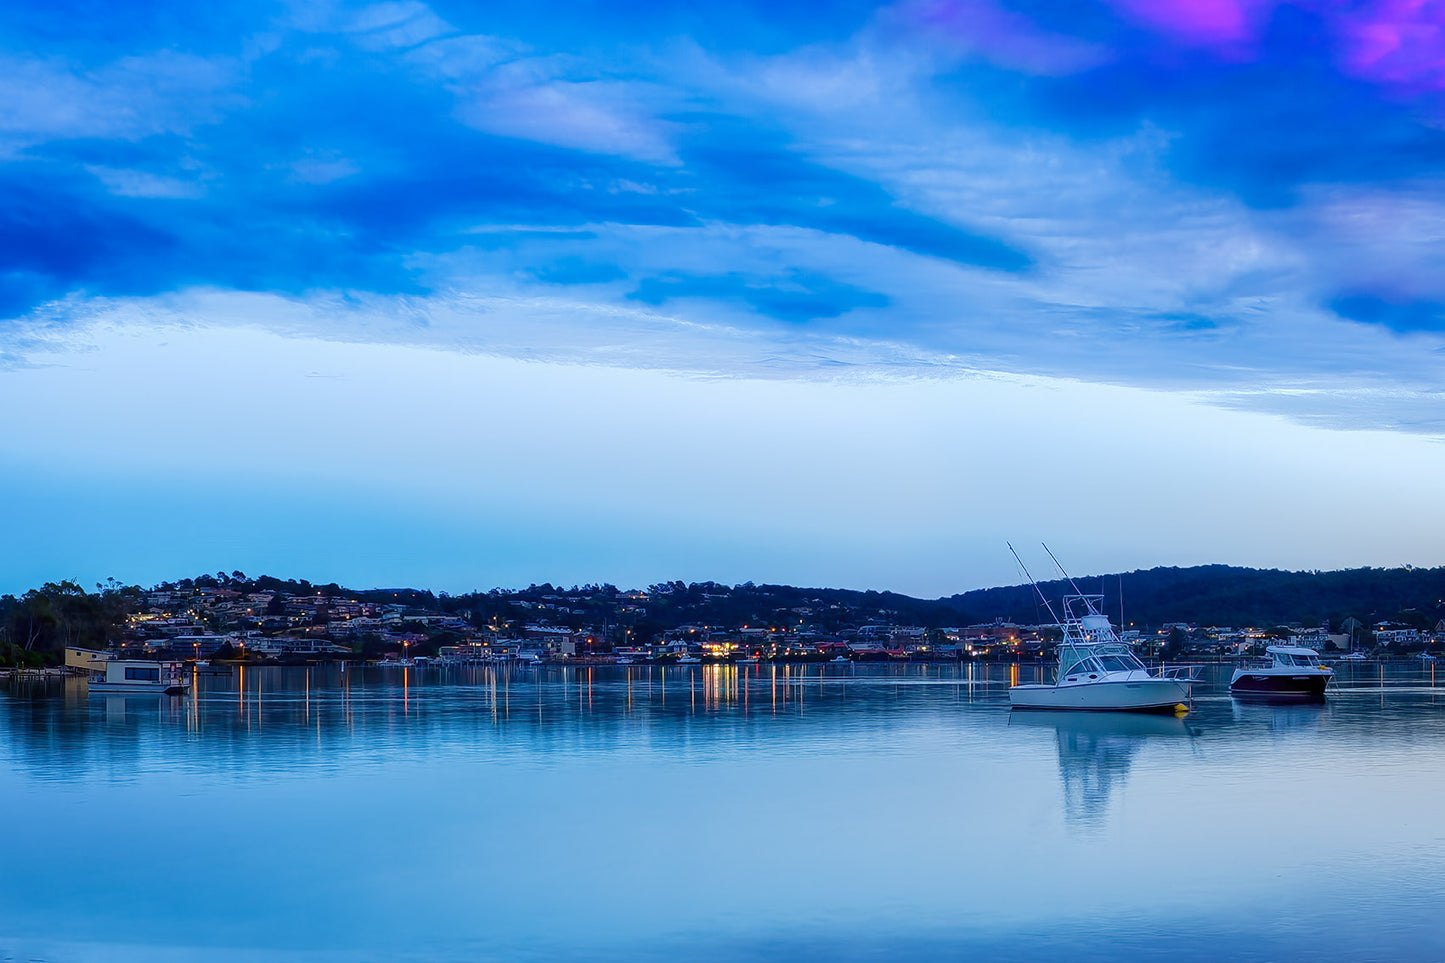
[0,0,1443,440]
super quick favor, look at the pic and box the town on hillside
[3,571,1443,670]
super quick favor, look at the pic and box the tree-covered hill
[945,565,1445,629]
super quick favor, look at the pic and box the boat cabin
[1265,645,1326,668]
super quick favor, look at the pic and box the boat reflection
[1011,710,1192,831]
[1229,698,1326,730]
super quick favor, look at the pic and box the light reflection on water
[2,661,1444,961]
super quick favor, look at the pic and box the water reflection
[5,662,1445,962]
[1230,698,1327,731]
[0,662,1018,783]
[1010,710,1192,831]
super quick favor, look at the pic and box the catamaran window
[124,667,160,681]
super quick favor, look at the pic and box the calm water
[3,661,1444,962]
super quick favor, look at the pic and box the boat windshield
[1276,651,1319,667]
[1093,643,1145,672]
[1059,643,1144,676]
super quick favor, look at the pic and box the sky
[3,0,1445,597]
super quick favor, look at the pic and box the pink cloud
[1104,0,1278,50]
[1337,0,1445,93]
[902,0,1445,110]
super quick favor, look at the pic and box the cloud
[1338,1,1445,93]
[456,76,681,164]
[629,269,889,322]
[1330,293,1445,333]
[343,1,453,50]
[527,256,628,285]
[86,165,206,198]
[1103,0,1276,49]
[0,0,1443,441]
[398,32,683,163]
[890,0,1109,75]
[0,51,238,154]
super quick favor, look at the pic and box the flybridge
[1060,593,1121,642]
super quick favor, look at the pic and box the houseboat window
[124,667,160,681]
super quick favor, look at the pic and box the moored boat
[1230,645,1332,699]
[1007,546,1195,713]
[87,659,189,695]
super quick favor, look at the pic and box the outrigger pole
[1042,542,1107,618]
[1007,542,1062,625]
[1041,542,1086,597]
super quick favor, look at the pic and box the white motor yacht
[1230,645,1332,698]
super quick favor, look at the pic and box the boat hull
[1010,679,1190,712]
[88,682,189,695]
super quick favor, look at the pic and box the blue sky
[3,0,1444,596]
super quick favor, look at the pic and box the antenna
[1007,542,1062,624]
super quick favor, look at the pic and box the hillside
[945,564,1445,629]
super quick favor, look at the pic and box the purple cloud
[1338,0,1445,93]
[1105,0,1278,49]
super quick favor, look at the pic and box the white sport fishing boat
[1007,546,1195,713]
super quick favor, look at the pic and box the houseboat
[88,659,189,695]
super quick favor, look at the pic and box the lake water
[3,661,1444,962]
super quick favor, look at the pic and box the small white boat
[1230,645,1332,698]
[1341,651,1369,662]
[88,659,189,695]
[1007,546,1194,713]
[676,655,702,664]
[830,655,852,663]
